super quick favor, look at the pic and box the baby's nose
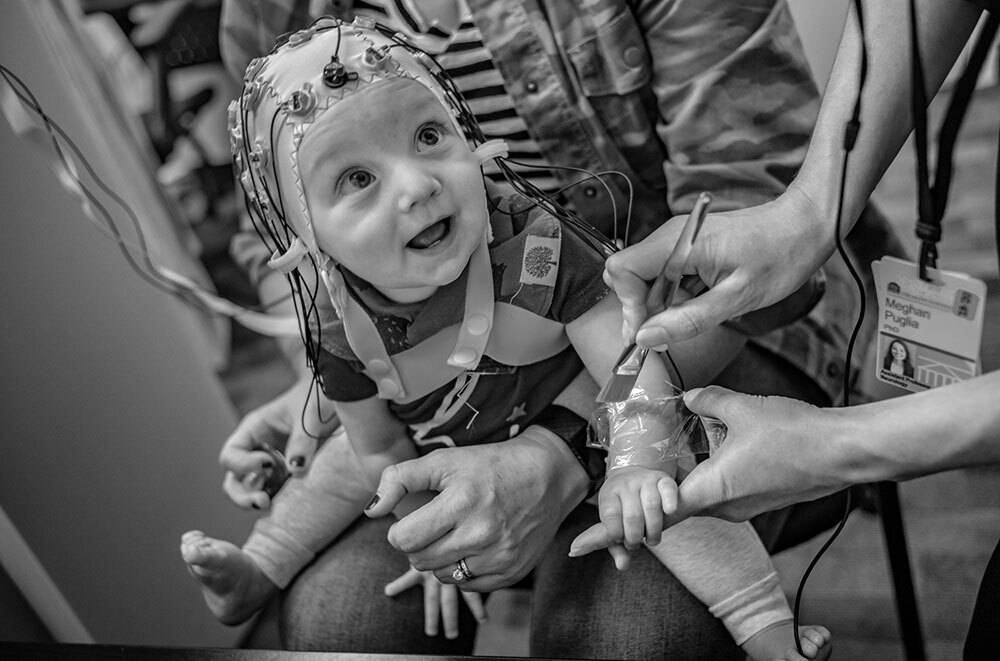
[395,163,441,212]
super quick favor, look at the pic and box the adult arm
[673,370,1000,522]
[607,0,984,346]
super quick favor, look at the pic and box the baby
[181,17,829,661]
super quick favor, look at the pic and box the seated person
[181,19,830,661]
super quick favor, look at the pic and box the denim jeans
[279,343,831,659]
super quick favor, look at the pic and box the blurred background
[0,0,997,658]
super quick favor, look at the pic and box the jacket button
[623,46,644,68]
[826,362,842,378]
[583,186,598,198]
[525,80,539,93]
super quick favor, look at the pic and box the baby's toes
[799,625,832,660]
[180,532,222,568]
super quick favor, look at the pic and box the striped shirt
[351,0,560,193]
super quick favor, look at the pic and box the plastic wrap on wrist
[587,384,726,469]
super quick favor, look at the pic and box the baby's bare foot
[790,625,832,661]
[180,530,277,625]
[742,622,832,661]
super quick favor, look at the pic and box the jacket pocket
[566,10,651,96]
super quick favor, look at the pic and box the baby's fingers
[423,578,441,637]
[223,471,271,510]
[440,583,459,639]
[384,566,423,597]
[641,483,664,547]
[658,476,678,514]
[607,544,632,571]
[461,590,488,624]
[597,492,625,545]
[619,495,645,550]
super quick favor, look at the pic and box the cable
[791,0,869,654]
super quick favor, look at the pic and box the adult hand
[364,425,589,592]
[674,386,853,522]
[384,566,488,639]
[219,376,340,509]
[604,187,831,347]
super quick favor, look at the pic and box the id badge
[871,256,986,393]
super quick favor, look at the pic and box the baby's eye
[417,124,443,147]
[342,169,375,191]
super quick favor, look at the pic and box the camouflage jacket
[222,0,904,403]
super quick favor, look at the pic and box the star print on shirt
[505,403,527,423]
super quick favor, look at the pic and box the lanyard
[908,1,999,281]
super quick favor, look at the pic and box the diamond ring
[452,557,475,582]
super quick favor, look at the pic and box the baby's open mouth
[407,217,452,250]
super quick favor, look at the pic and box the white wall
[788,0,851,90]
[1,0,255,646]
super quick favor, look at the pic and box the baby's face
[298,78,487,303]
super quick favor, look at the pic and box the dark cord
[792,0,868,653]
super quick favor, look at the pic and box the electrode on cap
[323,57,358,88]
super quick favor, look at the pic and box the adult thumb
[682,385,738,420]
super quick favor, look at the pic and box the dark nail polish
[251,503,260,510]
[289,456,305,469]
[365,494,380,511]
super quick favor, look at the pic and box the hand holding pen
[597,193,711,403]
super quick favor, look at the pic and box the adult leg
[531,503,744,660]
[280,514,480,653]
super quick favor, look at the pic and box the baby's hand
[567,468,677,570]
[384,566,487,639]
[598,466,677,549]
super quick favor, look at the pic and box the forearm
[793,0,982,239]
[836,371,1000,484]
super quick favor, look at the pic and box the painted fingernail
[289,456,305,469]
[251,503,260,510]
[365,494,380,511]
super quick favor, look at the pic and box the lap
[280,513,481,653]
[281,507,742,659]
[279,343,831,655]
[531,504,743,660]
